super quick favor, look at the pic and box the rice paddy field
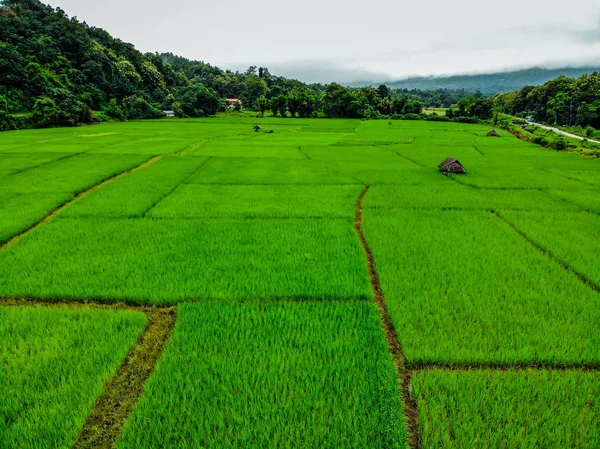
[0,117,599,448]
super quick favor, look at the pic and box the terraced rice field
[1,117,599,448]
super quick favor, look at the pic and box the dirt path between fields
[0,298,176,449]
[0,155,162,252]
[354,186,422,449]
[73,307,176,449]
[410,361,600,372]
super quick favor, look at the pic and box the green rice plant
[412,369,600,449]
[117,300,405,449]
[0,153,149,194]
[0,305,147,449]
[87,136,201,155]
[0,191,73,243]
[188,141,309,159]
[147,184,364,219]
[548,187,600,213]
[184,157,358,185]
[62,156,209,218]
[362,208,600,365]
[499,210,600,287]
[543,168,600,187]
[0,217,371,302]
[364,184,575,211]
[0,152,73,175]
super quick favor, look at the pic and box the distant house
[487,129,501,137]
[227,98,242,108]
[163,110,175,117]
[438,157,466,174]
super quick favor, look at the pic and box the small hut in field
[438,157,466,174]
[487,129,501,137]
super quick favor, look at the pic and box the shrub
[103,98,125,121]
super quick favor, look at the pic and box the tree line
[3,0,597,132]
[0,0,483,131]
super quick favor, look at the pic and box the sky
[49,0,600,83]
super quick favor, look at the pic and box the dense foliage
[0,0,328,127]
[494,73,600,129]
[0,0,473,129]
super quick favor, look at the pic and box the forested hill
[361,67,600,94]
[2,0,600,133]
[0,0,324,127]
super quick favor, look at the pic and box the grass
[2,117,600,446]
[364,183,573,211]
[147,184,364,219]
[362,208,600,365]
[62,156,210,218]
[0,153,150,194]
[499,211,600,288]
[184,157,359,185]
[547,187,600,213]
[0,152,73,175]
[117,300,406,449]
[413,369,600,449]
[0,191,73,243]
[0,217,371,302]
[0,305,147,449]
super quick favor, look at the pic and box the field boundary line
[409,361,600,372]
[297,146,310,159]
[493,211,600,294]
[542,190,600,215]
[538,167,600,188]
[391,151,428,169]
[176,140,206,156]
[73,307,176,449]
[445,175,548,191]
[472,145,484,155]
[354,186,422,449]
[0,156,162,252]
[0,294,372,308]
[2,151,86,178]
[0,297,172,312]
[141,156,214,218]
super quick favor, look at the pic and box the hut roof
[438,157,466,174]
[438,157,458,170]
[487,129,500,137]
[445,161,466,174]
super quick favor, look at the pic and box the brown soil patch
[354,186,422,449]
[73,307,176,449]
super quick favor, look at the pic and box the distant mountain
[352,67,600,94]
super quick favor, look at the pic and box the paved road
[527,121,600,144]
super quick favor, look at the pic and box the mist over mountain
[350,66,600,94]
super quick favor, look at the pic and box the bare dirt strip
[410,361,600,372]
[0,155,162,252]
[354,186,423,449]
[73,307,176,449]
[0,298,176,449]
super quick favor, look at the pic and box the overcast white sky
[49,0,600,83]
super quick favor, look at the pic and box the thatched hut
[487,129,501,137]
[438,157,466,174]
